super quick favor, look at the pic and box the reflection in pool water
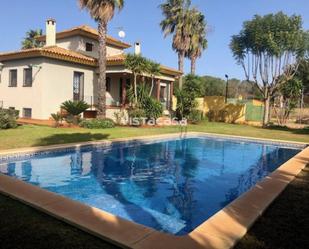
[0,137,300,234]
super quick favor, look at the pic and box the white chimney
[46,18,56,47]
[134,42,141,55]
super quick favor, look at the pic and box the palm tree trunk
[97,20,107,118]
[178,51,185,89]
[190,56,197,75]
[134,73,137,104]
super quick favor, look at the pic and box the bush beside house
[0,109,19,129]
[80,118,115,129]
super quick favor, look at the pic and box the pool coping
[0,132,308,249]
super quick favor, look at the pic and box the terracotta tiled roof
[106,53,126,62]
[37,25,131,49]
[106,54,182,76]
[0,46,97,66]
[0,47,182,76]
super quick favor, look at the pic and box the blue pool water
[0,136,301,235]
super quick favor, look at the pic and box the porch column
[170,81,174,111]
[156,79,161,101]
[122,79,126,107]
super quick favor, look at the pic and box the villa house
[0,19,182,121]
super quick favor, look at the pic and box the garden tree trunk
[134,73,137,104]
[97,20,107,118]
[263,88,271,126]
[149,77,154,97]
[178,51,185,89]
[190,57,196,75]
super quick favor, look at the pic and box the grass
[1,166,308,249]
[235,166,309,249]
[0,121,308,150]
[0,194,119,249]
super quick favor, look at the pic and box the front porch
[82,71,175,120]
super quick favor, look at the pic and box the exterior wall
[40,58,97,119]
[198,96,246,124]
[106,74,122,106]
[106,108,129,124]
[106,73,134,107]
[0,58,44,118]
[56,36,124,59]
[203,96,226,113]
[252,99,264,107]
[0,58,177,120]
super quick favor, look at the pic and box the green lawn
[0,122,308,150]
[0,194,119,249]
[235,166,309,249]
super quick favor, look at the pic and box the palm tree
[160,0,191,89]
[21,29,43,49]
[124,54,148,104]
[79,0,124,118]
[146,60,161,96]
[186,9,207,75]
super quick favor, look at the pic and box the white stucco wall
[40,58,97,119]
[0,57,99,120]
[56,36,124,59]
[0,58,44,118]
[0,57,176,120]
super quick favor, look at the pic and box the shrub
[175,75,203,120]
[61,100,89,125]
[0,109,19,129]
[188,110,204,124]
[143,98,163,120]
[51,113,63,127]
[127,84,163,120]
[114,109,127,125]
[80,118,115,129]
[175,89,198,120]
[61,100,89,116]
[128,108,146,126]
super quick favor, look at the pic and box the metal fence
[245,103,264,122]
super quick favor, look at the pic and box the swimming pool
[0,135,302,235]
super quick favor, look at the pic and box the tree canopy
[79,0,124,23]
[21,29,43,49]
[230,12,308,125]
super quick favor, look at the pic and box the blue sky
[0,0,308,80]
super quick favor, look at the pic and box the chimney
[134,42,141,55]
[46,18,56,46]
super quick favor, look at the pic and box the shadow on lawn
[265,125,309,135]
[34,133,109,146]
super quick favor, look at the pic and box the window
[86,42,93,52]
[106,77,111,92]
[73,72,84,101]
[23,108,32,118]
[9,69,17,87]
[23,68,33,87]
